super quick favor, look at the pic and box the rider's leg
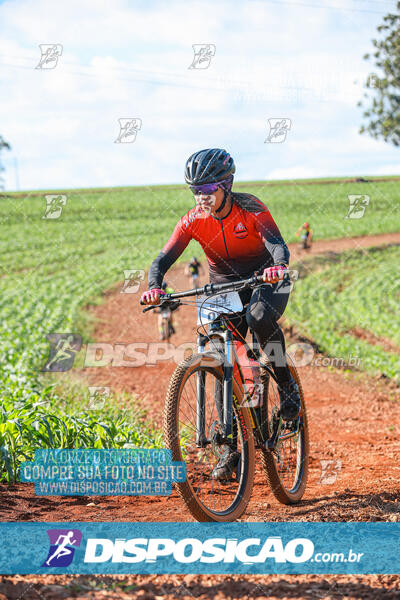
[246,283,300,420]
[246,283,290,378]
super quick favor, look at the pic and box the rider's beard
[195,194,216,215]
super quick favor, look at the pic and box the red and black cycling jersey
[148,192,290,287]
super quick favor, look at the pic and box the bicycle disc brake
[210,421,226,459]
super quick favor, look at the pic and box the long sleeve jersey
[148,192,290,288]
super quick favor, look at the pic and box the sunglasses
[189,183,220,195]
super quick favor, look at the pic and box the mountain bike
[141,274,309,522]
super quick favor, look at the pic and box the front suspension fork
[196,334,207,447]
[195,330,234,445]
[222,329,233,438]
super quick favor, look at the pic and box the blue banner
[0,522,398,574]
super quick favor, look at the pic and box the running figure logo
[41,333,82,372]
[346,195,370,219]
[188,44,216,69]
[318,460,342,485]
[265,118,292,143]
[121,269,145,293]
[273,269,299,294]
[42,529,82,567]
[115,119,142,143]
[43,195,67,219]
[88,386,110,409]
[35,44,63,69]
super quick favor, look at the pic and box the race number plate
[196,291,243,325]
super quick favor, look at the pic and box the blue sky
[0,0,398,190]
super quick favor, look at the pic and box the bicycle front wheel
[260,362,309,504]
[164,352,255,522]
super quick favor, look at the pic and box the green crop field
[286,245,400,380]
[0,177,399,480]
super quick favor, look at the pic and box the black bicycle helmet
[184,148,235,185]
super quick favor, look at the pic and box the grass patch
[287,245,400,380]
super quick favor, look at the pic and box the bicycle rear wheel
[164,352,255,521]
[260,361,309,504]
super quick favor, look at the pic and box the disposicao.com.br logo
[40,533,365,570]
[82,536,362,565]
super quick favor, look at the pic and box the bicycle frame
[195,317,297,452]
[141,272,300,451]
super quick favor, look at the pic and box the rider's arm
[253,207,290,267]
[148,218,192,289]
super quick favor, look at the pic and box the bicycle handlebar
[140,270,289,307]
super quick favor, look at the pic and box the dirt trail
[1,232,399,598]
[288,231,400,262]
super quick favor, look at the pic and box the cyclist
[157,281,176,340]
[185,256,203,288]
[141,148,300,480]
[296,221,313,249]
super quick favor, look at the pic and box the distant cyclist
[296,222,313,250]
[185,256,203,288]
[141,148,300,480]
[157,281,176,340]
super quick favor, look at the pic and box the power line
[0,60,356,106]
[0,58,334,97]
[0,51,258,92]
